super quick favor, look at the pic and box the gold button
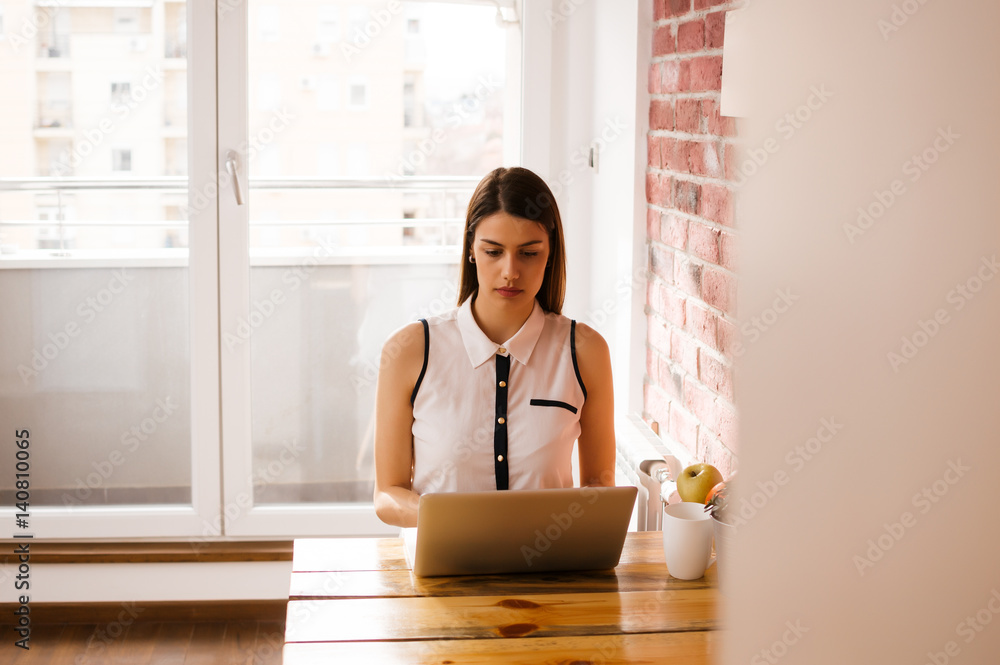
[497,454,504,462]
[498,347,506,354]
[499,380,506,388]
[497,417,505,424]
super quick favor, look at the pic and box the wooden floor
[1,619,285,664]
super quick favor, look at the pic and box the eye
[521,251,540,258]
[484,249,502,257]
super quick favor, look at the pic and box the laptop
[402,486,637,577]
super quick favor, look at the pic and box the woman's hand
[373,321,427,527]
[574,323,617,487]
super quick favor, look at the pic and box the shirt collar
[457,297,546,369]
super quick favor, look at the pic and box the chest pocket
[529,398,578,414]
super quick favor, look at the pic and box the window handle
[225,151,244,205]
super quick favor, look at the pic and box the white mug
[662,501,716,580]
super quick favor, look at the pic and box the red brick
[685,300,718,347]
[673,179,700,214]
[677,19,705,53]
[698,183,733,226]
[673,256,701,296]
[665,0,693,18]
[662,137,688,173]
[659,287,686,327]
[653,0,667,22]
[717,316,740,357]
[644,384,671,429]
[646,279,659,310]
[647,135,662,169]
[669,405,699,456]
[646,174,672,208]
[713,402,738,452]
[670,328,699,376]
[649,99,673,131]
[688,221,720,263]
[648,63,661,94]
[675,98,701,134]
[648,317,671,356]
[661,60,691,94]
[647,209,662,242]
[702,267,735,314]
[663,214,688,250]
[653,24,675,56]
[724,143,740,181]
[699,352,733,402]
[649,243,674,282]
[683,377,716,426]
[689,55,723,92]
[719,231,738,271]
[705,11,726,49]
[694,0,727,10]
[687,141,723,178]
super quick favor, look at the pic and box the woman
[373,167,615,527]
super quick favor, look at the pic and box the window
[318,6,339,43]
[111,81,131,104]
[348,77,367,109]
[348,5,369,40]
[112,148,132,172]
[0,0,524,542]
[407,18,420,34]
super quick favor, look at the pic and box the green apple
[676,463,724,504]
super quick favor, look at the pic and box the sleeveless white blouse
[410,298,587,494]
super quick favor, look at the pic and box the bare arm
[373,322,426,527]
[574,323,617,487]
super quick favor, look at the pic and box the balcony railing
[38,34,71,59]
[36,101,73,129]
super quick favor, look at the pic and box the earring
[469,255,476,263]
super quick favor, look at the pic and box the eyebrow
[478,239,544,247]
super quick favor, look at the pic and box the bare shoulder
[379,321,427,383]
[572,322,611,378]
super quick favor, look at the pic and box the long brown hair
[458,167,567,314]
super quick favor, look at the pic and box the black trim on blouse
[571,320,587,400]
[529,398,579,414]
[410,318,429,406]
[493,353,511,490]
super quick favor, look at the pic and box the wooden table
[283,531,718,664]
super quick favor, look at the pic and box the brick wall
[644,0,739,478]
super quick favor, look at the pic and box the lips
[497,287,522,298]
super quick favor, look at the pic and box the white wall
[726,1,1000,663]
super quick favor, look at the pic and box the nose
[501,253,519,281]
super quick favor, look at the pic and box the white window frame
[1,1,222,539]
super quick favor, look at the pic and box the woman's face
[471,211,551,308]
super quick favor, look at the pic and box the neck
[471,295,534,344]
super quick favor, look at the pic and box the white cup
[662,501,716,580]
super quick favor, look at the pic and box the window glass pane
[0,0,192,507]
[245,0,509,504]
